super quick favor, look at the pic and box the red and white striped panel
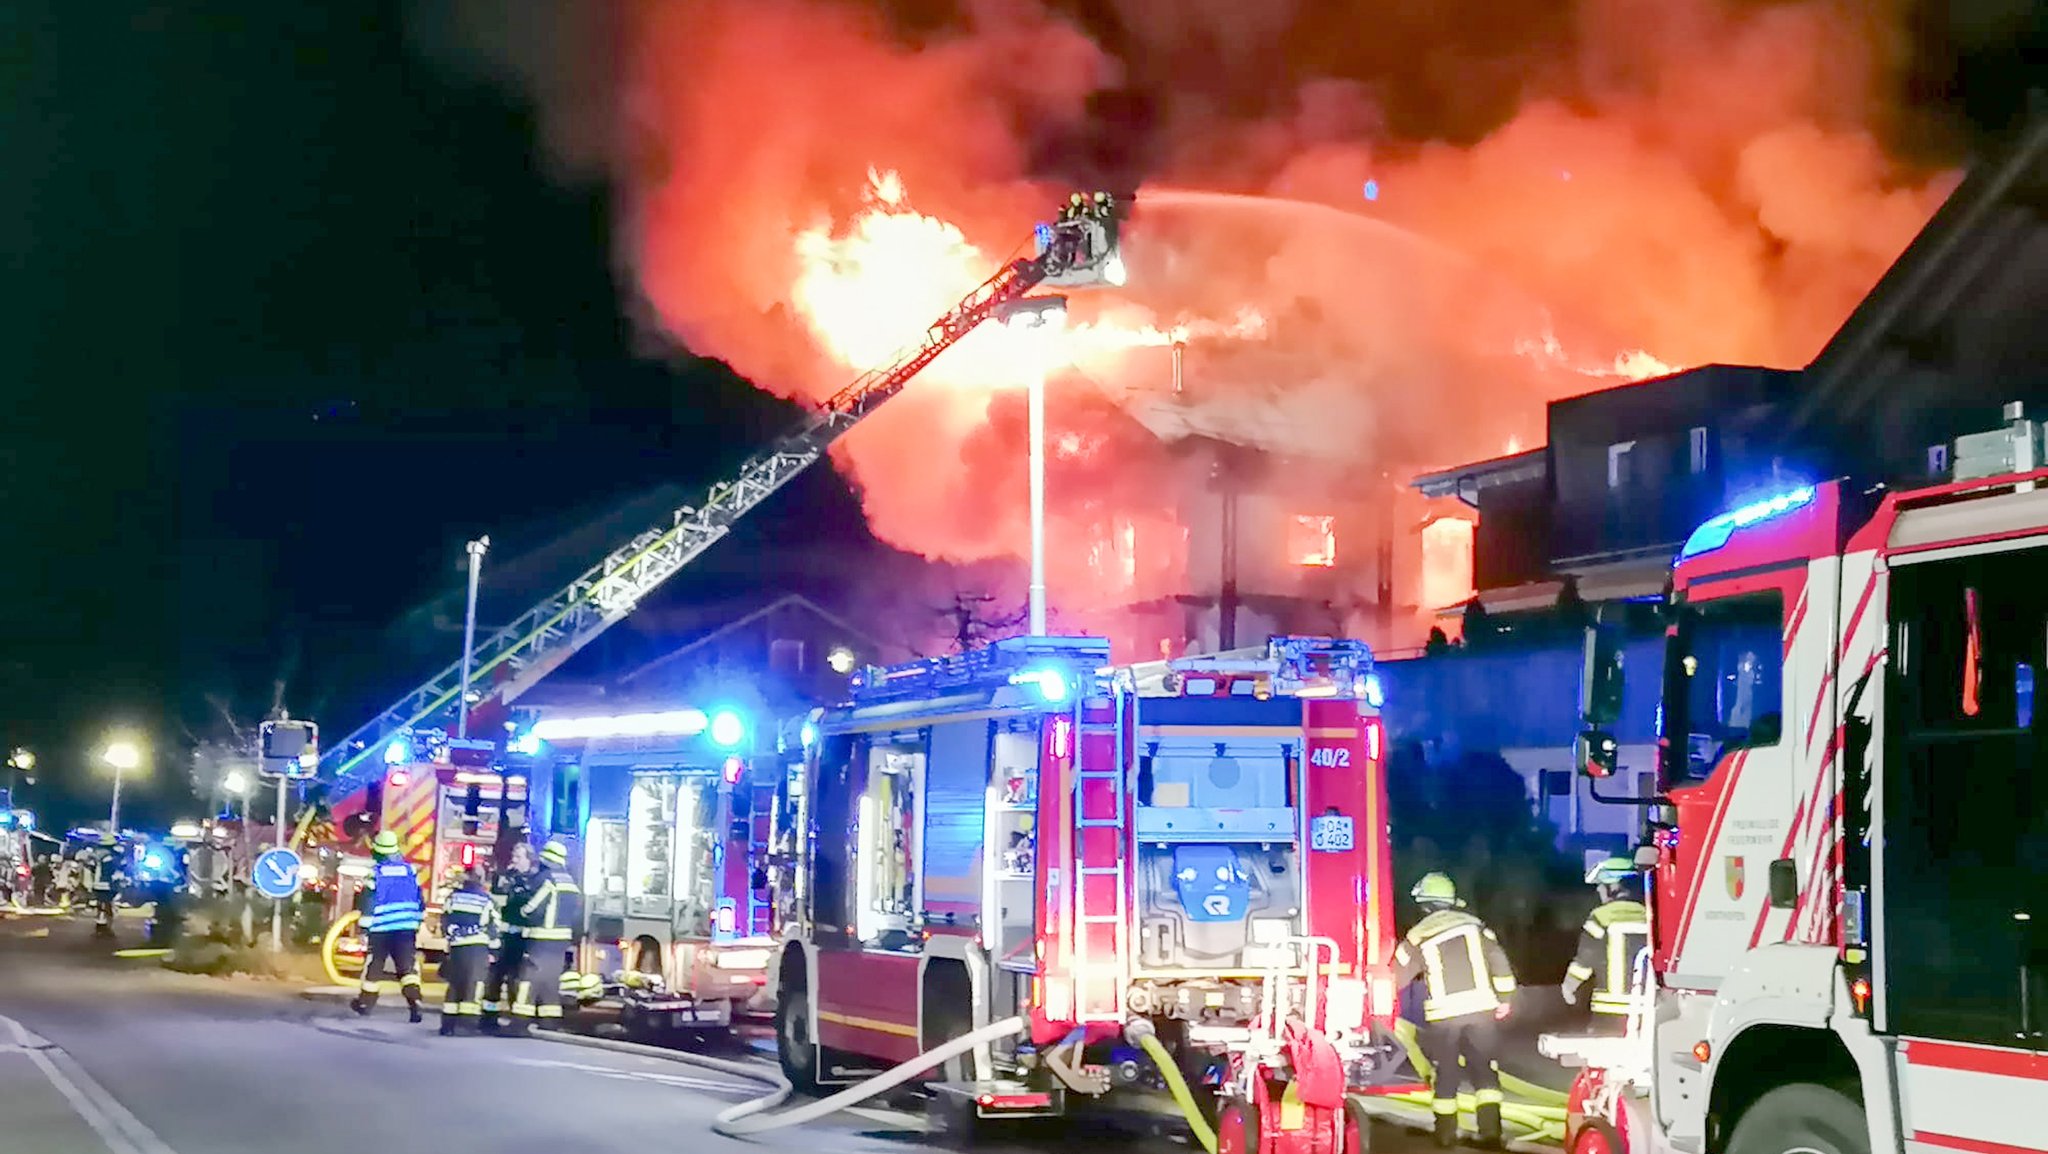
[1899,1038,2048,1153]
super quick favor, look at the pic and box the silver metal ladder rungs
[1079,914,1122,925]
[1078,866,1120,875]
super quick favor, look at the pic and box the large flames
[424,0,1963,650]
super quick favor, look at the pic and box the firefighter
[1393,872,1517,1150]
[1562,856,1650,1032]
[438,866,495,1036]
[482,841,538,1033]
[511,839,581,1031]
[85,833,122,936]
[350,831,426,1023]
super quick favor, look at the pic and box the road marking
[0,1012,180,1154]
[509,1055,762,1096]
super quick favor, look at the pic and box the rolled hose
[711,1014,1031,1137]
[1127,1022,1218,1154]
[1368,1019,1567,1146]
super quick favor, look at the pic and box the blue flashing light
[510,731,543,757]
[383,737,411,766]
[1362,179,1380,202]
[141,848,168,872]
[799,721,819,750]
[1678,486,1816,563]
[1010,666,1070,703]
[708,709,748,750]
[0,811,12,830]
[1360,673,1386,709]
[17,811,32,831]
[1034,222,1054,252]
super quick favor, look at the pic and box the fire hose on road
[1350,1020,1568,1147]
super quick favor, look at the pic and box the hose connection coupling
[1123,1017,1158,1046]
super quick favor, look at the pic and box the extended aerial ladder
[317,193,1129,795]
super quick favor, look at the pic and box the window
[1927,443,1950,477]
[1659,590,1785,783]
[770,638,806,674]
[1289,514,1337,567]
[1689,427,1710,475]
[1882,545,2048,1046]
[1607,441,1636,490]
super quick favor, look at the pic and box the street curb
[300,986,355,1003]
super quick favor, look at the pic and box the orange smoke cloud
[422,0,1960,628]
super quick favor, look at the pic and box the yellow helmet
[370,830,400,857]
[540,840,568,866]
[1586,856,1635,887]
[1411,871,1459,906]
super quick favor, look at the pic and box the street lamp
[5,748,33,799]
[997,295,1069,636]
[458,536,490,740]
[102,737,143,833]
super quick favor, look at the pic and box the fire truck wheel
[1217,1099,1260,1154]
[1570,1118,1623,1154]
[775,990,821,1095]
[1724,1084,1868,1154]
[935,1095,981,1149]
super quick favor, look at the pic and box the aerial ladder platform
[316,192,1129,794]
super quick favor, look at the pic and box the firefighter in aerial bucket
[1562,856,1650,1033]
[1394,872,1518,1150]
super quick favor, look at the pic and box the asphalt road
[0,912,1505,1154]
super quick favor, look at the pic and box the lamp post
[102,738,143,833]
[457,535,490,739]
[5,748,32,803]
[996,295,1069,636]
[221,767,252,821]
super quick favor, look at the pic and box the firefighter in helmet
[437,865,496,1035]
[510,839,582,1031]
[352,831,426,1023]
[1394,872,1517,1150]
[1562,856,1650,1032]
[482,840,538,1033]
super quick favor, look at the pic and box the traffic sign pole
[271,777,287,952]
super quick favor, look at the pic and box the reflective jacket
[519,866,582,941]
[442,879,496,948]
[1564,899,1650,1015]
[359,858,425,934]
[1393,908,1518,1022]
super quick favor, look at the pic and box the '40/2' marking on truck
[1308,747,1351,768]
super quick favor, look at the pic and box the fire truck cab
[556,706,776,1029]
[1550,404,2048,1154]
[772,635,1410,1142]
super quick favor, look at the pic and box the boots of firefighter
[1474,1100,1504,1151]
[1432,1099,1459,1148]
[351,987,378,1017]
[527,945,568,1030]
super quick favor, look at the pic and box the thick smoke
[416,0,1959,630]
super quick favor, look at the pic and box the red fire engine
[1548,403,2048,1153]
[770,634,1415,1146]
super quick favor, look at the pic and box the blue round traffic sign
[252,848,303,900]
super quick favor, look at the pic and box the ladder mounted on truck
[317,194,1131,795]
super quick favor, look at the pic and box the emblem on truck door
[1725,855,1745,900]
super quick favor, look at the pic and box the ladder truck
[1545,403,2048,1154]
[312,193,1129,799]
[770,634,1418,1149]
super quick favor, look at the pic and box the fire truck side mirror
[340,813,373,840]
[1632,843,1660,871]
[1576,730,1619,779]
[1767,858,1798,909]
[1580,625,1625,728]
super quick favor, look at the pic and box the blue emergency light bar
[850,636,1111,705]
[1678,486,1817,563]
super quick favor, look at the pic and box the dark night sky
[2,1,2041,828]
